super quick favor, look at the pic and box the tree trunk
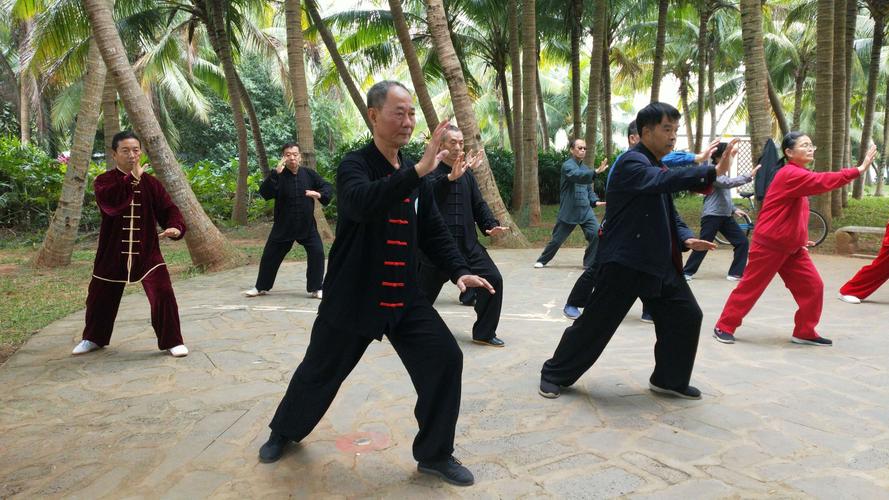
[388,0,439,131]
[679,75,694,148]
[84,0,243,270]
[102,74,120,169]
[536,67,549,151]
[285,0,334,241]
[708,38,717,142]
[425,0,529,246]
[18,20,32,145]
[33,40,106,268]
[831,0,847,218]
[695,4,710,152]
[792,67,806,130]
[651,0,669,102]
[508,4,524,211]
[584,0,607,157]
[0,53,21,120]
[844,0,858,200]
[812,0,834,224]
[306,0,371,131]
[766,75,790,137]
[205,0,250,226]
[521,0,540,225]
[571,0,583,137]
[739,0,773,163]
[235,74,269,176]
[497,65,514,150]
[601,40,613,159]
[857,13,883,199]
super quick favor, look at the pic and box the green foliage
[0,135,63,229]
[180,159,273,224]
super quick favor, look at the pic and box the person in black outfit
[538,102,733,401]
[243,143,333,298]
[418,125,510,347]
[258,81,494,487]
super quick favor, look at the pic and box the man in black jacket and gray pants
[258,81,494,487]
[538,102,733,401]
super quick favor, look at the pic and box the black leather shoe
[259,431,291,463]
[417,456,474,486]
[648,381,702,400]
[538,378,561,399]
[472,336,505,347]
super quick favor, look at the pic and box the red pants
[839,222,889,300]
[82,266,184,350]
[716,243,823,340]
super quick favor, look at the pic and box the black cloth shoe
[713,328,735,344]
[472,336,505,347]
[259,431,291,463]
[458,289,477,306]
[417,456,474,486]
[538,378,561,399]
[648,381,702,400]
[791,336,833,346]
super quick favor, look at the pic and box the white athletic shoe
[72,339,101,355]
[169,345,189,357]
[243,287,267,297]
[726,275,742,282]
[310,290,323,299]
[838,294,861,304]
[533,262,545,269]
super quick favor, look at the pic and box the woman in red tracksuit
[838,224,889,304]
[713,132,876,346]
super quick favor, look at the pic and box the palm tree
[830,0,847,217]
[651,0,669,102]
[857,1,889,199]
[285,0,334,241]
[571,0,584,137]
[813,0,834,224]
[102,75,119,166]
[387,0,439,131]
[521,0,540,224]
[84,0,243,270]
[739,0,772,162]
[508,3,523,211]
[584,0,607,157]
[424,0,528,246]
[33,40,106,268]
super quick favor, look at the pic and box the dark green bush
[0,136,64,229]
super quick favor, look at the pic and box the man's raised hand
[417,120,452,177]
[305,190,321,199]
[275,158,286,174]
[485,226,510,237]
[684,238,717,252]
[158,227,181,239]
[596,158,609,174]
[715,138,739,177]
[456,274,496,294]
[695,139,721,164]
[750,164,762,179]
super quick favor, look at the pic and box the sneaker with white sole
[533,262,545,269]
[726,275,742,282]
[838,294,861,304]
[310,290,323,299]
[791,336,832,346]
[243,287,267,297]
[684,274,693,281]
[169,345,189,357]
[72,339,101,355]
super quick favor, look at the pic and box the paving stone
[544,466,645,499]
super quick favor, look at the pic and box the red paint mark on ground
[334,432,390,454]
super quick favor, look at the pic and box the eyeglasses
[797,144,817,151]
[576,147,587,150]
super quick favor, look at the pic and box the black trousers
[683,215,749,277]
[566,264,598,308]
[418,245,503,341]
[269,299,463,463]
[541,263,702,391]
[255,231,324,293]
[537,217,600,268]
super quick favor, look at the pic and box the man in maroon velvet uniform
[71,131,189,357]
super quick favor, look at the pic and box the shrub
[0,136,64,229]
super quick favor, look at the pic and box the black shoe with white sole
[648,381,702,400]
[713,328,735,344]
[417,456,474,486]
[791,336,833,346]
[258,432,292,463]
[538,378,561,399]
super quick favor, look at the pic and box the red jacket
[752,162,859,252]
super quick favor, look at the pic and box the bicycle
[713,190,829,247]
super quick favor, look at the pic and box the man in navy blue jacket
[538,102,733,401]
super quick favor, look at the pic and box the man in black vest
[258,81,494,487]
[418,125,509,347]
[243,143,333,298]
[538,102,732,401]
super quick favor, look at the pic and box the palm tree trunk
[680,75,694,148]
[766,75,790,137]
[33,40,106,268]
[812,0,834,223]
[521,0,540,224]
[793,67,806,130]
[425,0,529,246]
[18,20,32,145]
[856,12,883,198]
[508,4,524,211]
[285,0,334,241]
[571,0,583,137]
[651,0,669,102]
[84,0,243,270]
[831,0,847,218]
[695,4,711,152]
[739,0,773,163]
[601,40,613,159]
[388,0,439,131]
[584,0,607,157]
[102,74,119,169]
[205,0,250,225]
[305,0,371,131]
[536,67,550,151]
[497,65,514,150]
[0,54,20,120]
[235,73,269,176]
[708,39,717,142]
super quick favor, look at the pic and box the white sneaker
[243,287,267,297]
[684,274,693,281]
[838,294,861,304]
[169,345,189,357]
[726,275,742,282]
[72,339,101,355]
[309,290,323,299]
[533,262,545,269]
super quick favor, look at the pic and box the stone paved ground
[2,248,889,498]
